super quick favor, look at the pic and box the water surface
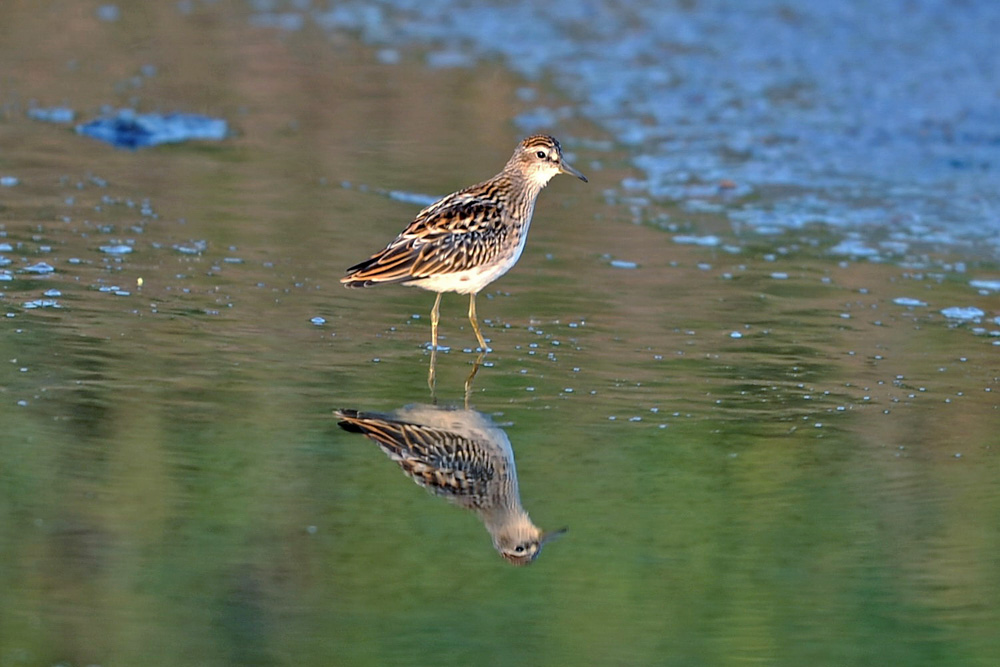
[1,2,998,666]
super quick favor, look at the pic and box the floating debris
[24,262,55,274]
[969,279,1000,292]
[386,190,439,207]
[173,240,208,255]
[28,107,76,124]
[1,176,19,187]
[893,297,928,307]
[97,286,130,296]
[940,306,985,321]
[23,299,61,309]
[310,316,326,325]
[610,259,638,269]
[76,109,228,150]
[99,244,133,255]
[673,234,720,246]
[829,239,879,257]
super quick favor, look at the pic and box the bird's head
[494,523,568,566]
[509,134,588,190]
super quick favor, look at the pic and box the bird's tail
[341,255,416,288]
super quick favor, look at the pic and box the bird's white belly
[410,227,530,295]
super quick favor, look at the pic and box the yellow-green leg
[428,344,438,398]
[468,292,488,351]
[430,292,442,351]
[428,292,443,392]
[464,351,486,409]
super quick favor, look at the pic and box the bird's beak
[540,527,568,546]
[559,160,588,183]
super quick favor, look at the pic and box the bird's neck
[500,167,549,202]
[481,504,539,542]
[476,474,526,528]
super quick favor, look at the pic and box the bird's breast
[409,209,535,295]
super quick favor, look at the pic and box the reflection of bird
[336,404,564,565]
[341,135,587,352]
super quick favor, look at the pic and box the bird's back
[341,174,535,292]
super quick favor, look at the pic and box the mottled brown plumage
[342,135,587,352]
[336,404,565,565]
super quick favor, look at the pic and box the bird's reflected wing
[337,410,495,501]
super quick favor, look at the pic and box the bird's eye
[536,151,547,160]
[515,545,525,553]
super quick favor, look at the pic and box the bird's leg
[428,345,438,399]
[468,292,488,352]
[464,352,486,409]
[430,292,442,351]
[428,292,443,394]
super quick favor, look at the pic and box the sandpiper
[336,404,565,565]
[341,135,587,352]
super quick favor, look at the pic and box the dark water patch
[76,110,229,150]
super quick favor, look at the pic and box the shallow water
[2,2,999,666]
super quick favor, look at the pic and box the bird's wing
[336,410,495,501]
[342,191,508,285]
